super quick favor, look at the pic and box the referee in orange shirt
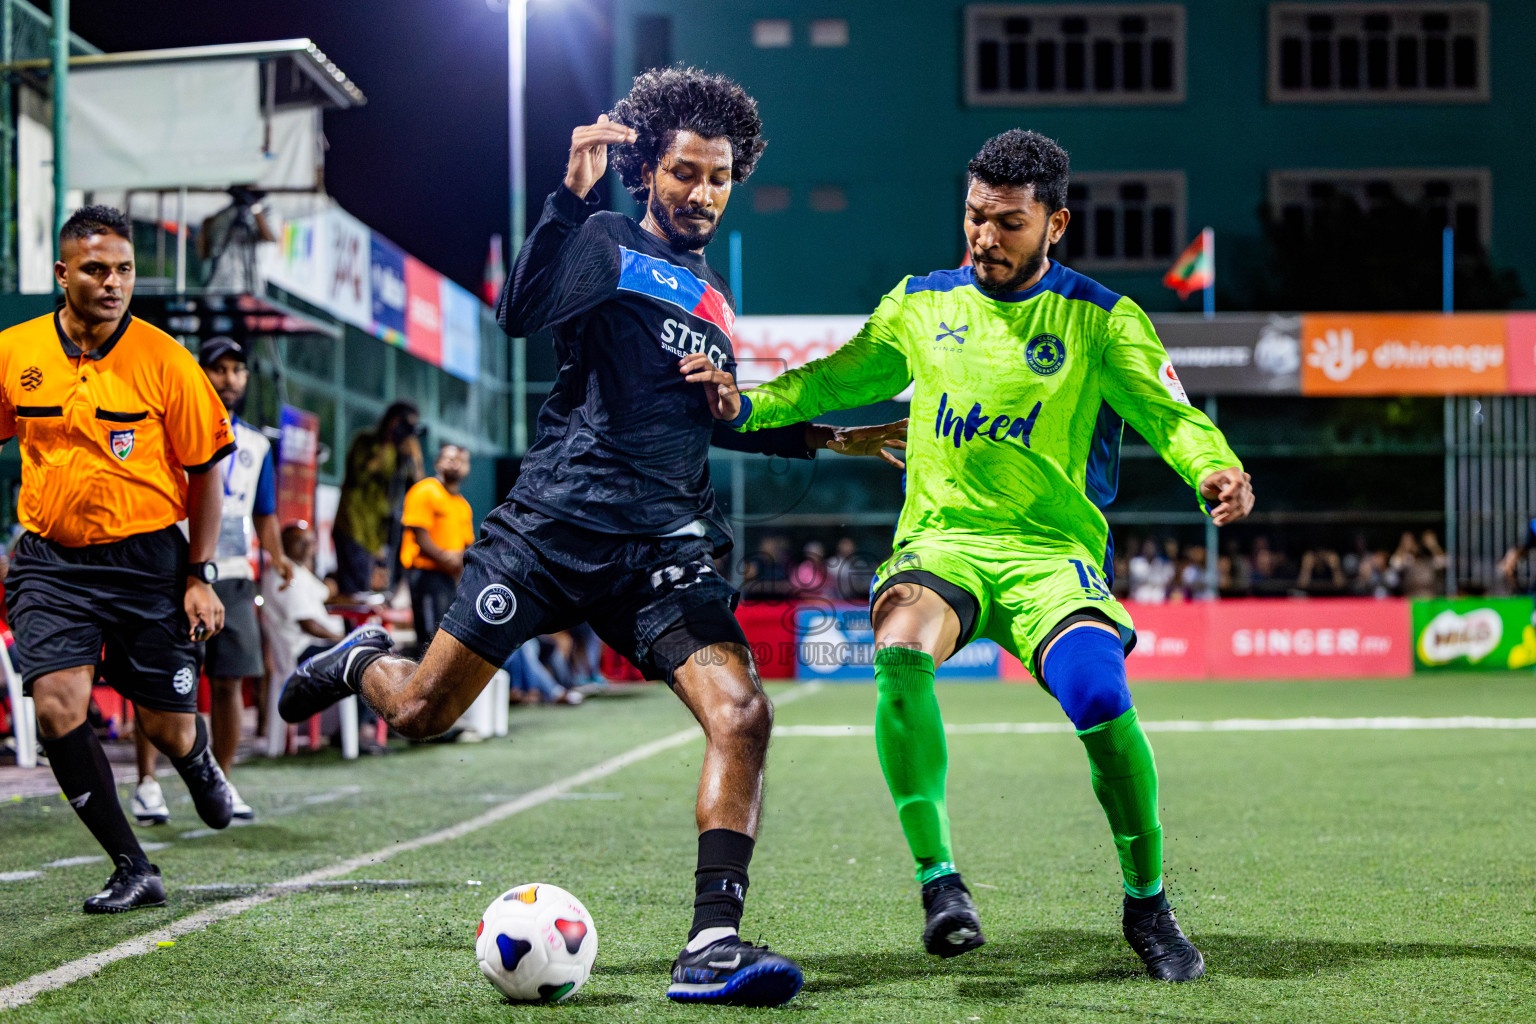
[0,206,237,913]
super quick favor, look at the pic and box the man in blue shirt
[132,336,293,825]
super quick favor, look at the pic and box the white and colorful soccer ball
[475,882,597,1003]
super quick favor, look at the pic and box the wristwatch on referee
[187,561,219,585]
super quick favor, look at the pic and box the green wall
[610,1,1536,315]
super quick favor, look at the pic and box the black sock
[1126,889,1170,914]
[169,714,210,771]
[690,828,754,939]
[40,721,148,868]
[344,648,390,693]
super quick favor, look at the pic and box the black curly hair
[967,130,1070,212]
[608,67,766,203]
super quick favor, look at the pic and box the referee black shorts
[5,526,204,713]
[438,502,747,683]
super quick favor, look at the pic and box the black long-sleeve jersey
[498,187,816,550]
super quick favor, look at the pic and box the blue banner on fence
[793,604,999,680]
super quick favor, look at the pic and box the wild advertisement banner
[1411,597,1536,671]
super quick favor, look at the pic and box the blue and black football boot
[666,935,804,1006]
[278,624,392,723]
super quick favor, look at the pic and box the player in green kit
[689,130,1254,981]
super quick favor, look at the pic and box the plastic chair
[1,631,36,769]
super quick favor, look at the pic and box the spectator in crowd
[400,444,474,655]
[1296,548,1347,595]
[333,402,424,597]
[1176,545,1209,601]
[1128,538,1174,604]
[132,336,293,826]
[789,541,832,598]
[199,186,274,293]
[742,535,793,599]
[261,525,346,686]
[1390,530,1446,598]
[826,536,872,601]
[1498,517,1536,594]
[1221,539,1253,596]
[504,638,581,705]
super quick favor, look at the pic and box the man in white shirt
[262,525,345,682]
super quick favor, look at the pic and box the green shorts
[871,533,1135,676]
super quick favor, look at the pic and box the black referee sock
[690,827,754,939]
[40,721,149,869]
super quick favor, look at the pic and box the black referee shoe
[83,855,166,914]
[1123,893,1205,982]
[279,625,392,724]
[922,874,986,958]
[175,742,234,830]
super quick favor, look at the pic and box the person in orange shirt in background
[400,443,475,655]
[0,206,236,913]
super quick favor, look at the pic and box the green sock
[873,646,955,884]
[1077,706,1163,898]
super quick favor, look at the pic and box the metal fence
[1445,395,1536,595]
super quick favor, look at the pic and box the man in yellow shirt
[400,444,475,653]
[0,206,236,913]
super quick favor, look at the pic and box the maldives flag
[483,234,506,306]
[1163,228,1214,300]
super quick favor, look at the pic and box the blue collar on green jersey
[905,261,1120,312]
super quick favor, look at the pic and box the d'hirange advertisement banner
[1411,597,1536,671]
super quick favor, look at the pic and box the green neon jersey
[733,261,1242,566]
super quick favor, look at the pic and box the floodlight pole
[507,0,529,454]
[508,0,527,257]
[50,0,68,263]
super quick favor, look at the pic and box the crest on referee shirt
[109,429,135,460]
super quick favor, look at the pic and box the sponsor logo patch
[1158,361,1190,405]
[110,429,135,461]
[475,584,517,625]
[20,366,41,391]
[172,666,196,694]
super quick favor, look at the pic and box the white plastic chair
[1,639,37,769]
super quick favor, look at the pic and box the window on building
[1053,172,1185,270]
[1269,3,1488,102]
[751,185,792,214]
[633,15,671,77]
[1268,168,1491,245]
[752,19,792,48]
[810,19,849,47]
[965,4,1185,106]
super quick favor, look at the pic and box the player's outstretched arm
[731,292,914,432]
[1101,300,1253,523]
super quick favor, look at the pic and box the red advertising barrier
[735,602,799,679]
[1000,599,1412,681]
[1205,598,1411,679]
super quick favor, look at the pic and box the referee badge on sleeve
[109,429,135,460]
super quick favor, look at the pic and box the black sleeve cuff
[184,440,237,475]
[550,185,602,226]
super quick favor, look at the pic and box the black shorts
[438,502,742,682]
[870,569,982,660]
[407,568,458,652]
[205,578,263,679]
[5,526,203,713]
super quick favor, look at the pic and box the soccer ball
[475,883,597,1003]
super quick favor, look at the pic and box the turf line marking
[0,683,822,1011]
[774,716,1536,738]
[0,871,42,883]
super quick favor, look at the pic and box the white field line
[0,683,821,1012]
[774,716,1536,738]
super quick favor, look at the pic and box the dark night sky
[43,0,613,291]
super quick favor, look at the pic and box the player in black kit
[280,68,905,1006]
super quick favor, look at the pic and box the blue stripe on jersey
[905,268,973,294]
[616,245,708,313]
[904,262,1121,312]
[1085,401,1124,509]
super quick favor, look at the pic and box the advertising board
[1411,597,1536,671]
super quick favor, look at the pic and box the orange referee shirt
[399,476,475,571]
[0,311,235,547]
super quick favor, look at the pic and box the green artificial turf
[3,675,1534,1022]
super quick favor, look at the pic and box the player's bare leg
[870,582,984,956]
[358,631,500,738]
[663,640,801,1006]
